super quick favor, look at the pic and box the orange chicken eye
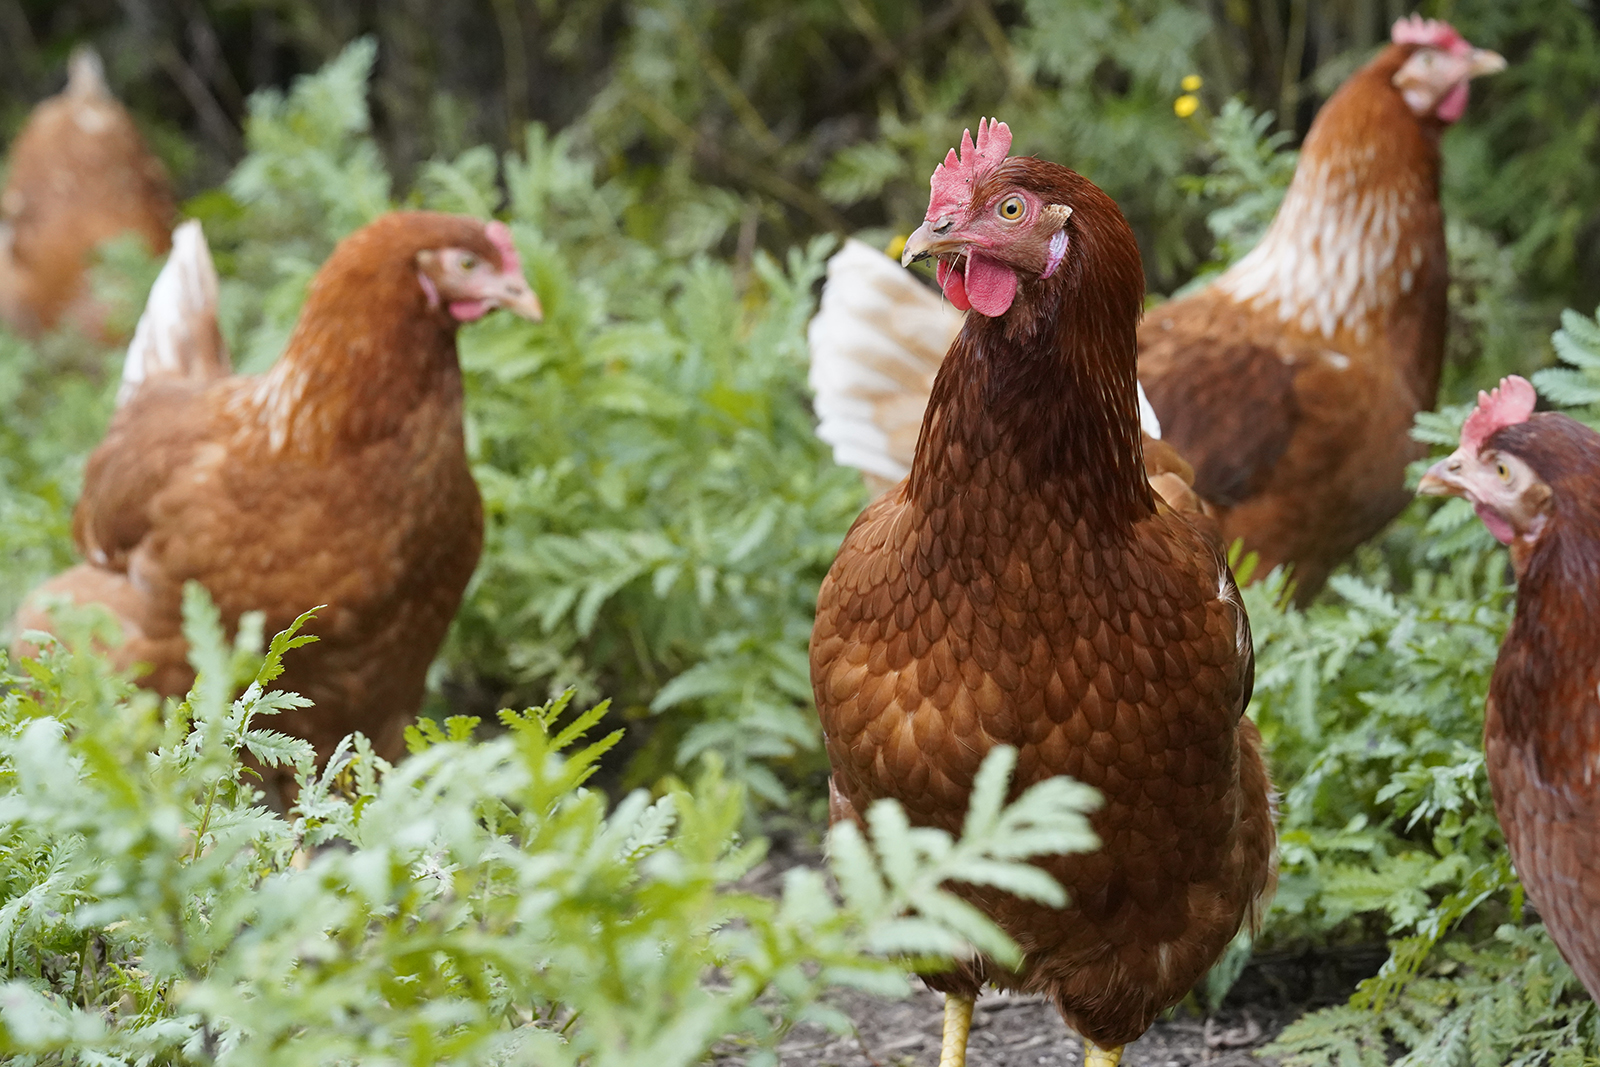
[458,254,478,271]
[997,195,1025,220]
[1497,461,1511,482]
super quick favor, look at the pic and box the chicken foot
[938,994,974,1067]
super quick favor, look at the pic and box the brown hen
[810,120,1275,1067]
[0,48,175,339]
[14,211,541,771]
[1138,16,1504,600]
[1419,377,1600,1000]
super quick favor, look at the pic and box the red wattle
[1436,81,1469,124]
[964,252,1018,317]
[1475,503,1515,545]
[937,260,971,311]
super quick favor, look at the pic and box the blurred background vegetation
[7,0,1600,1062]
[4,0,1597,301]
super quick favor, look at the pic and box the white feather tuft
[66,46,108,99]
[1137,381,1161,439]
[118,220,231,407]
[807,239,962,484]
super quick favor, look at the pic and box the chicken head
[1419,375,1551,569]
[899,118,1075,317]
[1391,16,1505,124]
[416,220,542,323]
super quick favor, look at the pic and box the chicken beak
[901,218,965,267]
[498,275,544,322]
[1417,453,1469,498]
[1467,48,1507,79]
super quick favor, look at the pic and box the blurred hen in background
[0,47,175,340]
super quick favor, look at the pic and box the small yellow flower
[1173,94,1199,118]
[885,234,909,261]
[1181,74,1203,92]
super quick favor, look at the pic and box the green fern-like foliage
[0,590,1100,1063]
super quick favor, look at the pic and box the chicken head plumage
[1391,15,1506,124]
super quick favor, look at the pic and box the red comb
[1461,375,1537,454]
[485,220,522,275]
[1391,14,1471,56]
[926,118,1013,221]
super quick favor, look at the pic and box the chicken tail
[118,219,231,407]
[66,46,109,99]
[807,238,962,492]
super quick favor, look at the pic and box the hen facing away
[1419,377,1600,1000]
[0,48,175,339]
[810,120,1275,1067]
[15,211,542,773]
[809,16,1503,604]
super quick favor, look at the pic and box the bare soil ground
[713,984,1291,1067]
[713,837,1386,1067]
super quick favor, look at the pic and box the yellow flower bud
[1181,74,1203,92]
[885,234,909,261]
[1173,94,1199,118]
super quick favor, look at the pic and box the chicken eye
[997,196,1025,221]
[1496,461,1511,482]
[458,254,479,271]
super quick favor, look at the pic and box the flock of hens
[3,17,1597,1067]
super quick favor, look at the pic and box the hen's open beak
[1467,48,1507,79]
[901,217,967,267]
[1417,452,1469,497]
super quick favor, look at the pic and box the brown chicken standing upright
[810,120,1275,1067]
[0,47,176,338]
[1418,377,1600,1000]
[809,16,1505,603]
[14,211,542,769]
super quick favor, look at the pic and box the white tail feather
[808,239,961,484]
[118,220,230,407]
[66,46,109,99]
[1139,381,1162,439]
[807,238,1163,486]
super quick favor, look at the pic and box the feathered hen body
[811,122,1274,1065]
[1419,378,1600,999]
[15,212,542,766]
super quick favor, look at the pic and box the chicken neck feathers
[808,239,1168,494]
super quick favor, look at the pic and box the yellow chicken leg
[938,994,974,1067]
[1084,1040,1124,1066]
